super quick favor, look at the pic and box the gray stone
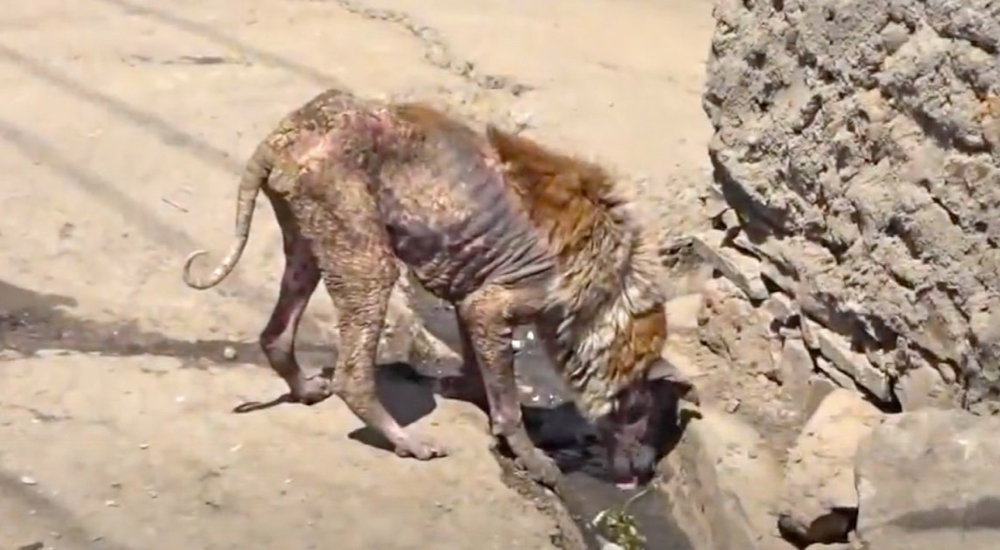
[691,230,769,301]
[778,337,814,408]
[658,407,787,550]
[854,408,1000,549]
[894,362,959,411]
[812,327,891,402]
[762,293,797,325]
[814,357,857,393]
[699,278,781,378]
[804,374,840,420]
[665,293,705,333]
[778,389,883,545]
[800,316,820,351]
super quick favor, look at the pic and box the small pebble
[138,442,150,450]
[105,500,119,507]
[19,476,37,486]
[223,346,238,360]
[511,339,524,351]
[725,399,741,413]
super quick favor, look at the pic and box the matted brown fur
[181,87,679,489]
[486,126,668,418]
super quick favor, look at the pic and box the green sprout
[591,482,657,550]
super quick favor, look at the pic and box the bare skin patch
[182,88,695,488]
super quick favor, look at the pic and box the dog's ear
[647,357,700,405]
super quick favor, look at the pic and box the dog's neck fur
[547,205,665,420]
[485,126,666,420]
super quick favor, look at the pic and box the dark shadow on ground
[344,362,440,452]
[0,279,324,364]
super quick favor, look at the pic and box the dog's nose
[631,444,657,481]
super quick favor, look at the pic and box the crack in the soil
[322,0,533,96]
[4,404,72,423]
[98,0,344,87]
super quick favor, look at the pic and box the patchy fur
[485,127,668,419]
[182,87,680,489]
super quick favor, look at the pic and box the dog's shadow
[343,363,440,452]
[231,362,439,453]
[231,363,701,470]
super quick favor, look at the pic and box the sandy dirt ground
[0,0,716,548]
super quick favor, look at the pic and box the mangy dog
[182,88,697,488]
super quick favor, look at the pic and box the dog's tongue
[615,477,638,491]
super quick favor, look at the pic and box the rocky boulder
[853,408,1000,549]
[777,389,882,545]
[702,0,1000,412]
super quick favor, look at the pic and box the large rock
[777,389,882,545]
[698,277,782,379]
[656,339,793,550]
[854,408,1000,549]
[703,0,1000,411]
[658,405,793,550]
[777,336,815,412]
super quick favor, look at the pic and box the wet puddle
[1,279,693,550]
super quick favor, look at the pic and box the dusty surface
[0,353,559,550]
[0,0,717,549]
[854,408,1000,550]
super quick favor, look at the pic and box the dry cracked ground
[0,0,717,549]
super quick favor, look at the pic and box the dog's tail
[182,140,274,290]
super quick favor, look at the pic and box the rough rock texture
[653,307,794,550]
[701,0,1000,413]
[777,389,883,545]
[699,275,782,379]
[854,408,1000,549]
[659,407,789,550]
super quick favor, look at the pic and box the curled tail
[182,141,274,290]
